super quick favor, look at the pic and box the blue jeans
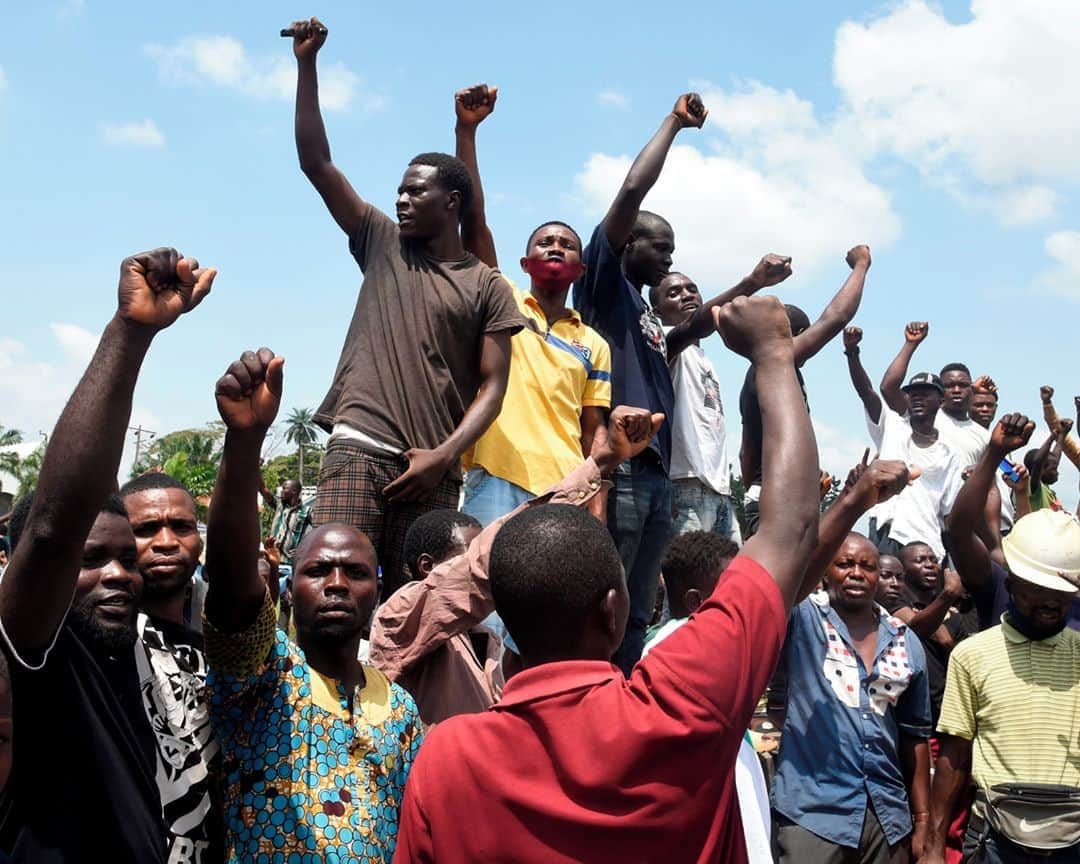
[671,479,738,541]
[462,467,533,527]
[609,454,673,675]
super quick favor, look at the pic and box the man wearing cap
[868,372,965,559]
[923,413,1080,863]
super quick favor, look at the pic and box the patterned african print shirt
[204,593,422,863]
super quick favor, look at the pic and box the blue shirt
[771,593,932,848]
[573,224,675,470]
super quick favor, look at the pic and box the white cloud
[574,79,900,287]
[100,118,165,149]
[1035,230,1080,299]
[597,90,629,110]
[834,0,1080,223]
[144,35,361,112]
[813,418,872,479]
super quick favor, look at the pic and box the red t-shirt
[392,556,785,864]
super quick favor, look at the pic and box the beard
[68,599,138,658]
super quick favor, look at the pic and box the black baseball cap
[902,372,944,394]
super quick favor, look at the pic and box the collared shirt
[463,285,611,495]
[573,224,675,471]
[204,594,423,863]
[369,458,610,725]
[937,615,1080,792]
[771,592,931,849]
[270,499,312,565]
[392,556,786,864]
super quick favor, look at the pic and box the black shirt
[739,365,808,485]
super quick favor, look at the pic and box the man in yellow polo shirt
[924,501,1080,863]
[454,84,612,525]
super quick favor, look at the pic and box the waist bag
[976,783,1080,851]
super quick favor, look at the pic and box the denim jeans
[609,453,673,675]
[462,466,533,527]
[671,478,738,542]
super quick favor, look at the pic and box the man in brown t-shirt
[290,18,524,593]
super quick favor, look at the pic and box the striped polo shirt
[937,615,1080,790]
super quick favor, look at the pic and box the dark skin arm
[842,326,883,424]
[664,255,793,360]
[880,321,928,414]
[1027,423,1068,497]
[791,245,871,366]
[900,734,932,859]
[948,413,1034,593]
[602,93,707,252]
[291,18,367,239]
[893,567,964,642]
[923,734,974,863]
[205,349,285,632]
[0,250,214,658]
[713,297,819,608]
[454,83,499,269]
[383,330,513,503]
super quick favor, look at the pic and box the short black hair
[631,210,672,239]
[402,509,481,581]
[661,532,739,608]
[490,504,622,655]
[1023,448,1040,474]
[939,362,971,379]
[524,220,583,256]
[408,152,474,217]
[9,492,127,553]
[899,540,933,564]
[119,472,192,500]
[784,304,811,336]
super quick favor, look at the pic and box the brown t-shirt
[314,203,524,478]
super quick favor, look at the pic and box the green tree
[131,426,223,477]
[284,408,320,485]
[0,445,45,497]
[0,426,23,447]
[259,446,324,537]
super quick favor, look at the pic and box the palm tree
[0,426,23,447]
[284,408,320,485]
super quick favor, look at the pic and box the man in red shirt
[393,295,822,864]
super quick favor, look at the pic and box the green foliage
[131,426,223,478]
[283,408,321,485]
[0,444,45,498]
[259,446,324,537]
[0,426,23,447]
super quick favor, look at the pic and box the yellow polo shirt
[464,286,612,495]
[937,616,1080,791]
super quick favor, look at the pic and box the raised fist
[455,83,498,127]
[843,326,863,351]
[845,245,871,269]
[117,248,215,332]
[672,92,708,129]
[713,295,792,362]
[215,348,284,434]
[591,406,664,474]
[290,17,327,60]
[747,253,793,289]
[973,375,997,394]
[990,413,1035,455]
[1040,385,1054,404]
[904,321,929,345]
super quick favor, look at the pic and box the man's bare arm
[924,735,973,863]
[454,84,499,268]
[792,245,870,366]
[842,327,883,424]
[880,321,928,414]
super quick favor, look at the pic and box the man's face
[653,274,701,326]
[941,370,973,414]
[969,391,998,428]
[124,488,201,605]
[826,536,880,610]
[520,224,584,285]
[71,511,142,653]
[281,480,302,507]
[1008,576,1074,637]
[624,223,674,287]
[291,525,379,645]
[876,555,904,607]
[907,386,943,421]
[901,544,940,592]
[396,164,455,241]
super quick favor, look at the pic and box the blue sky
[3,0,1080,505]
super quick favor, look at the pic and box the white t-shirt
[643,618,771,864]
[667,335,729,495]
[868,408,965,558]
[936,411,990,470]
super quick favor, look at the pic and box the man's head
[1002,509,1080,638]
[290,523,380,649]
[281,479,302,507]
[875,554,904,608]
[939,362,973,416]
[902,373,944,424]
[403,509,482,581]
[660,531,739,619]
[825,532,879,612]
[1025,445,1062,486]
[621,211,674,288]
[490,505,627,663]
[969,387,998,429]
[784,305,811,338]
[650,272,701,327]
[119,473,202,610]
[520,222,585,289]
[899,542,941,593]
[397,153,473,240]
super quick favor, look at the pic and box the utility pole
[130,425,156,467]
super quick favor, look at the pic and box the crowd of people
[0,16,1078,864]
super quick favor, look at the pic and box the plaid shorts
[312,440,462,596]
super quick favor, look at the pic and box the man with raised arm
[392,294,820,864]
[289,19,524,596]
[202,348,422,863]
[739,246,871,536]
[0,250,219,862]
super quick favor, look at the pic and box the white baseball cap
[1002,509,1080,594]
